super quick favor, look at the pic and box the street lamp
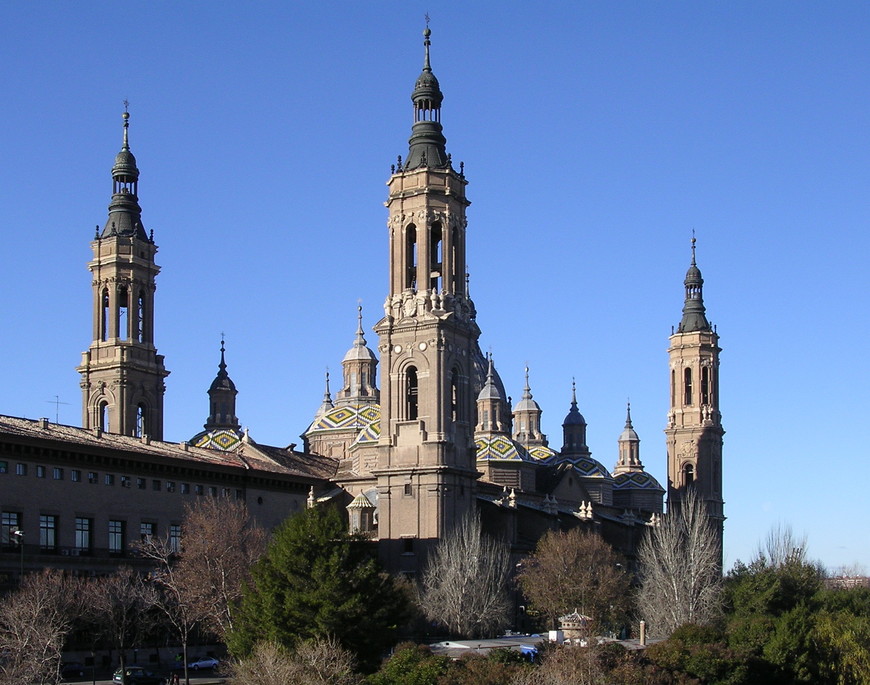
[11,528,24,578]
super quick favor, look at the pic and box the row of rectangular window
[1,511,182,554]
[0,463,241,498]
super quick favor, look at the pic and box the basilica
[0,28,724,583]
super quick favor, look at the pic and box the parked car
[61,661,86,678]
[187,656,219,670]
[112,665,166,684]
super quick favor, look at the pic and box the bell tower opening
[405,367,418,420]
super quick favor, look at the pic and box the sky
[0,2,867,572]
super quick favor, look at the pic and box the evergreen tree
[227,506,409,671]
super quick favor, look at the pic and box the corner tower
[374,28,480,571]
[77,109,169,439]
[665,238,724,559]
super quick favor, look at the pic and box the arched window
[405,367,418,420]
[670,369,675,407]
[701,366,710,405]
[99,402,109,432]
[118,286,129,341]
[135,404,146,438]
[683,463,695,486]
[100,288,110,341]
[684,367,693,406]
[405,225,417,290]
[430,222,442,291]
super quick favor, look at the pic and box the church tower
[561,381,591,459]
[513,367,548,449]
[203,338,240,432]
[77,109,169,439]
[374,27,480,570]
[665,238,724,559]
[335,306,379,407]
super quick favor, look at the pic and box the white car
[187,657,219,670]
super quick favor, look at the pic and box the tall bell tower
[665,238,724,562]
[77,109,169,439]
[374,27,480,571]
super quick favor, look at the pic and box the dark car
[112,665,166,685]
[61,661,86,678]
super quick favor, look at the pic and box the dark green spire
[404,26,449,170]
[678,236,711,333]
[101,107,148,240]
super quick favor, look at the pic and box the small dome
[191,428,244,452]
[112,148,139,178]
[209,374,237,393]
[309,404,380,433]
[563,406,586,426]
[619,425,639,442]
[347,491,376,510]
[476,435,534,463]
[613,471,664,492]
[342,344,377,363]
[568,456,613,480]
[685,263,703,285]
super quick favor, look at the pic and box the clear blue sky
[1,2,867,572]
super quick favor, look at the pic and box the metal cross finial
[425,13,430,27]
[123,99,130,113]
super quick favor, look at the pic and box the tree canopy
[517,527,630,633]
[227,506,409,671]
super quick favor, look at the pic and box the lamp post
[11,528,24,579]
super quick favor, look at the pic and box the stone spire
[513,365,547,447]
[614,401,643,473]
[336,304,379,406]
[404,26,449,170]
[678,236,711,333]
[102,107,148,240]
[313,369,334,420]
[204,337,240,431]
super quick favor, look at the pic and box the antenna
[45,396,71,424]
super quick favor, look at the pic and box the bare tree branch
[0,570,86,685]
[636,489,722,638]
[174,498,265,640]
[420,512,511,639]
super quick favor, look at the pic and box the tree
[227,506,409,671]
[135,535,208,685]
[517,527,630,633]
[420,512,512,639]
[228,638,361,685]
[173,497,265,640]
[637,489,722,637]
[83,566,158,676]
[754,522,809,569]
[0,570,86,685]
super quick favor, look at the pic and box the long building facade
[0,28,724,587]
